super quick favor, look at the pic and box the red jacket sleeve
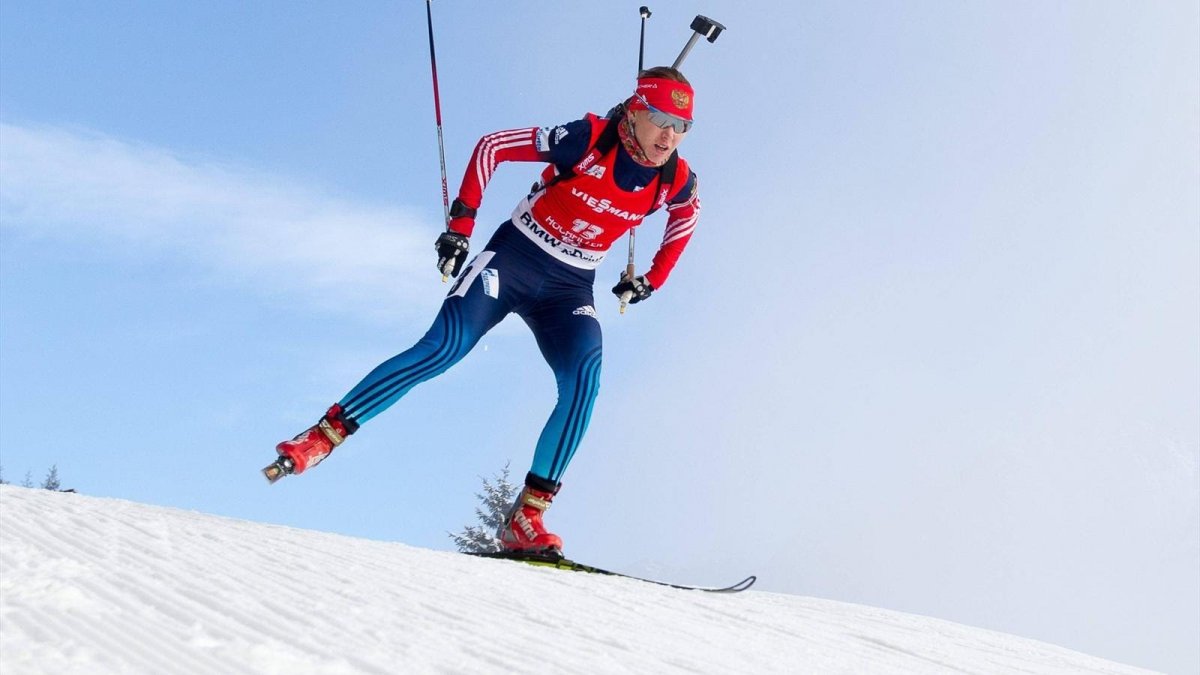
[644,173,700,289]
[448,127,545,236]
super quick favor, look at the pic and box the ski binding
[261,456,294,484]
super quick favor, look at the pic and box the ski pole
[621,5,653,315]
[638,6,651,72]
[621,14,726,312]
[425,0,452,282]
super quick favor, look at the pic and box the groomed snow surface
[0,486,1155,674]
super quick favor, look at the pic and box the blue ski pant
[337,221,602,484]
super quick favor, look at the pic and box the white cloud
[0,122,437,320]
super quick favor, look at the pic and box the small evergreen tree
[0,464,6,485]
[42,465,61,491]
[449,462,517,554]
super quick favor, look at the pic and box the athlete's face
[632,109,688,166]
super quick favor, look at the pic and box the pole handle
[619,261,637,314]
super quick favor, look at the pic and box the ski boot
[263,404,357,483]
[498,474,563,556]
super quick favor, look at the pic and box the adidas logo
[573,305,598,319]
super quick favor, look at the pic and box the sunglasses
[634,94,694,134]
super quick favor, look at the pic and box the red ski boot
[498,477,563,555]
[263,404,357,483]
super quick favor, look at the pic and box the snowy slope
[0,486,1156,674]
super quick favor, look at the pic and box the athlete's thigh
[443,242,547,337]
[521,287,602,375]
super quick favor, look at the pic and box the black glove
[611,273,654,304]
[435,231,469,278]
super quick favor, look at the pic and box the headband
[630,77,695,121]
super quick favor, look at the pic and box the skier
[270,66,701,555]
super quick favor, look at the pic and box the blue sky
[1,2,1197,672]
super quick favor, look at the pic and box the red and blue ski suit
[337,112,701,485]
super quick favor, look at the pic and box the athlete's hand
[435,231,470,278]
[612,273,654,304]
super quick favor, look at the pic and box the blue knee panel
[531,344,603,483]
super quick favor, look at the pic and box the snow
[0,486,1157,674]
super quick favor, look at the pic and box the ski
[469,550,756,593]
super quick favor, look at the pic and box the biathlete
[270,66,702,555]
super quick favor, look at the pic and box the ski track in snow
[0,486,1157,674]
